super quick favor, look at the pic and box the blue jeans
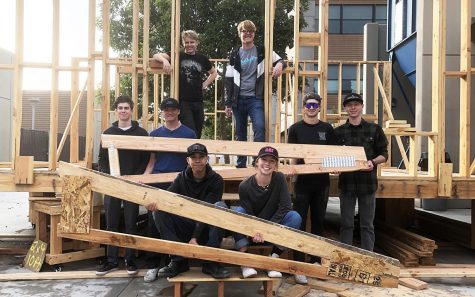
[233,96,265,167]
[339,191,376,251]
[233,206,302,251]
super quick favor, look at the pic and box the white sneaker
[267,253,282,278]
[294,274,308,284]
[241,266,258,278]
[143,268,159,282]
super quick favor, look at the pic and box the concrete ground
[1,193,475,296]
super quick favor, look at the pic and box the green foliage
[102,0,310,138]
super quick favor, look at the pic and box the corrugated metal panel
[21,90,88,137]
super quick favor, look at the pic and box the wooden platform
[168,268,274,297]
[30,200,104,265]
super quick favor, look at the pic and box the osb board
[60,175,92,234]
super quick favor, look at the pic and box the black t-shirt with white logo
[287,120,335,186]
[178,52,212,102]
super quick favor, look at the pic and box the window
[316,4,387,35]
[326,65,363,94]
[388,0,416,48]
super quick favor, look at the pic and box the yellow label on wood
[23,240,47,272]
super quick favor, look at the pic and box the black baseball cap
[256,146,279,161]
[187,143,208,156]
[160,98,180,109]
[343,93,363,106]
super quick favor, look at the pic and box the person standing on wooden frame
[96,95,150,276]
[334,93,388,252]
[153,30,217,139]
[287,92,335,284]
[224,20,286,168]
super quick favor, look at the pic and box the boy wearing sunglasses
[287,93,335,283]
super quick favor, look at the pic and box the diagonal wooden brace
[58,162,400,287]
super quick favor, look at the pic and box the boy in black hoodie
[146,143,230,279]
[96,96,150,276]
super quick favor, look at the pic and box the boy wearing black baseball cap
[334,93,388,252]
[147,143,230,279]
[142,97,196,282]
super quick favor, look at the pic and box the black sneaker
[126,260,138,275]
[158,260,189,278]
[96,262,119,276]
[202,262,231,279]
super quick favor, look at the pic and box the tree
[102,0,309,139]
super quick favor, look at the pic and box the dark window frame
[316,4,388,35]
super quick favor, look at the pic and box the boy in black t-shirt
[287,93,335,282]
[153,30,217,139]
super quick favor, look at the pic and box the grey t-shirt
[239,46,258,97]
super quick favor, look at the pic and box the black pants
[145,182,170,269]
[104,195,139,263]
[155,201,227,262]
[179,101,204,139]
[293,185,329,262]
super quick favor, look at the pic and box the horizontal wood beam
[299,32,321,46]
[0,172,60,192]
[101,135,367,160]
[123,163,369,184]
[58,162,399,287]
[45,248,104,265]
[0,170,474,199]
[0,270,147,282]
[400,267,475,278]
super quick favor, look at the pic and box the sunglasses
[304,102,320,109]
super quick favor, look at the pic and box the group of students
[95,18,388,285]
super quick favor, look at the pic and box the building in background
[0,48,13,162]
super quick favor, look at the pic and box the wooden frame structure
[1,0,475,272]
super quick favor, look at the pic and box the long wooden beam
[0,172,60,192]
[1,169,474,198]
[0,266,470,282]
[59,228,396,287]
[101,135,367,160]
[58,162,399,287]
[12,0,24,169]
[123,163,369,184]
[459,0,471,176]
[400,267,475,278]
[60,229,333,281]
